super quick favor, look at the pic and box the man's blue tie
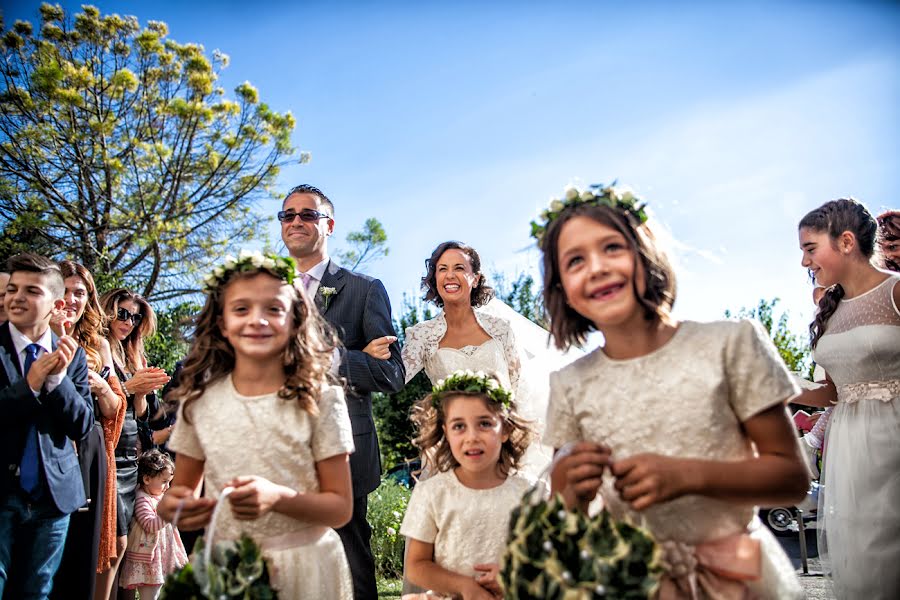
[20,343,43,497]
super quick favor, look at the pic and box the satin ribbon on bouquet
[657,531,761,600]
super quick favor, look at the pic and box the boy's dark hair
[6,253,65,298]
[137,449,174,486]
[540,204,676,350]
[421,241,494,308]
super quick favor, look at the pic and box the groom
[280,184,405,599]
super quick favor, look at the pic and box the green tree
[0,5,300,301]
[333,217,389,273]
[725,298,811,376]
[144,300,198,373]
[492,271,547,328]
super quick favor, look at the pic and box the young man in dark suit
[280,185,405,599]
[0,254,93,599]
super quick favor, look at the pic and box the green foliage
[367,480,412,579]
[333,217,389,273]
[145,301,198,373]
[161,534,277,599]
[501,491,662,599]
[725,298,812,377]
[376,577,402,598]
[374,294,433,467]
[492,271,547,328]
[0,5,300,301]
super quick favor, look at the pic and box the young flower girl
[119,450,187,600]
[401,370,536,600]
[158,251,356,598]
[537,183,807,599]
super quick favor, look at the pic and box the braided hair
[799,198,877,348]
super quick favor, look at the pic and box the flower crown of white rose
[431,369,512,410]
[202,250,299,293]
[530,182,649,246]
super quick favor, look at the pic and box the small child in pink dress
[119,449,188,599]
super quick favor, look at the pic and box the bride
[402,241,557,476]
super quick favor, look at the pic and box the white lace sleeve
[726,320,800,421]
[169,401,205,461]
[399,478,438,543]
[544,368,581,449]
[496,320,521,393]
[401,323,427,384]
[478,312,521,392]
[311,385,355,461]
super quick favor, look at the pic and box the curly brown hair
[411,390,534,477]
[421,241,494,308]
[59,260,108,371]
[170,269,339,422]
[540,204,677,351]
[877,210,900,272]
[799,198,878,348]
[99,288,157,374]
[137,449,175,488]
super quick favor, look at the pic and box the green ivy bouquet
[160,533,277,599]
[500,486,662,599]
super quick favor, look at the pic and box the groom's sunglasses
[277,208,331,224]
[116,307,143,326]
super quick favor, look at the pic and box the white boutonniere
[320,286,337,309]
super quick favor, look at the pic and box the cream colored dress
[545,320,803,599]
[400,469,536,577]
[169,377,355,599]
[812,275,900,599]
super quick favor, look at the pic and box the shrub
[367,479,411,578]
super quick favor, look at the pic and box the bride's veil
[480,297,585,477]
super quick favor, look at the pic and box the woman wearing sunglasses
[98,288,170,600]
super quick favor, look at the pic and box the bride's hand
[363,335,397,360]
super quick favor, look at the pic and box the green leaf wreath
[499,487,662,599]
[160,534,278,599]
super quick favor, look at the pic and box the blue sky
[6,0,900,337]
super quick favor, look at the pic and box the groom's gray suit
[315,259,405,599]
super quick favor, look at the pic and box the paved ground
[778,527,829,599]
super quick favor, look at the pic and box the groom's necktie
[20,343,43,497]
[299,272,312,291]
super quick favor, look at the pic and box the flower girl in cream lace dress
[400,371,537,600]
[158,252,355,599]
[536,183,806,599]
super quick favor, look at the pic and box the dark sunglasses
[276,208,331,223]
[116,307,143,326]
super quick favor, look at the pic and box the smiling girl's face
[557,215,645,329]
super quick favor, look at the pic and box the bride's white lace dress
[812,275,900,599]
[402,308,552,476]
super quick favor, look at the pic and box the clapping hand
[49,308,74,337]
[26,336,78,392]
[126,367,170,396]
[362,335,397,360]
